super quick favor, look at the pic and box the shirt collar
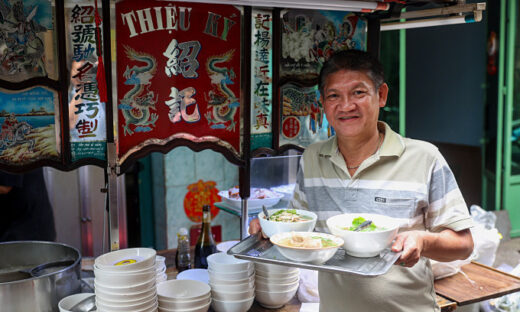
[318,121,405,158]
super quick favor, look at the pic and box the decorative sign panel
[116,0,241,164]
[0,86,60,165]
[0,0,57,82]
[67,2,106,161]
[279,10,366,148]
[250,9,272,151]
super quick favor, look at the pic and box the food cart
[2,0,519,311]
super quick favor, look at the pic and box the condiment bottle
[194,205,217,268]
[175,227,191,272]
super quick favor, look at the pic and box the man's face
[321,69,388,139]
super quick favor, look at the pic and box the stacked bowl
[207,252,255,312]
[94,248,158,312]
[157,279,211,312]
[156,255,167,284]
[254,262,300,309]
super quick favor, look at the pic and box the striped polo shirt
[290,122,473,312]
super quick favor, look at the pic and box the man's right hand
[248,218,262,235]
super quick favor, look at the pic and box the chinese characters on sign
[116,0,241,163]
[250,10,272,150]
[68,3,106,161]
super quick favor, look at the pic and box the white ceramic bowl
[218,190,283,209]
[211,288,255,301]
[96,287,156,304]
[258,209,317,238]
[208,267,254,281]
[255,267,300,279]
[255,285,299,309]
[95,296,156,311]
[157,279,211,301]
[207,252,252,272]
[216,240,240,253]
[177,269,209,284]
[209,273,254,285]
[158,300,211,312]
[58,293,94,312]
[95,266,156,286]
[95,278,156,294]
[158,294,211,310]
[270,232,344,264]
[211,296,255,312]
[255,279,299,292]
[326,213,401,257]
[209,280,255,292]
[254,262,298,274]
[95,248,156,272]
[255,273,299,285]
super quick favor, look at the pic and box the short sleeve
[425,151,473,232]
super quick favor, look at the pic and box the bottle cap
[178,227,188,236]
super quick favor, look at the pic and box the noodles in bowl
[270,232,343,264]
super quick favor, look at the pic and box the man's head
[318,49,385,94]
[318,49,388,141]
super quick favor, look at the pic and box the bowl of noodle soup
[258,209,317,238]
[270,231,343,264]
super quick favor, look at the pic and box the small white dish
[95,248,156,272]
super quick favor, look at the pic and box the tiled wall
[164,146,240,248]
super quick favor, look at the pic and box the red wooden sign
[115,0,241,164]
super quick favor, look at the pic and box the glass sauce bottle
[175,227,191,273]
[194,205,217,268]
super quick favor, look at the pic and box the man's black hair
[318,49,385,93]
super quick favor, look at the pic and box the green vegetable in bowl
[341,217,385,232]
[268,209,314,222]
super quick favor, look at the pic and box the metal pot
[0,241,82,312]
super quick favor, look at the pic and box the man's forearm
[421,228,474,262]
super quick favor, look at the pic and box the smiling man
[250,50,474,312]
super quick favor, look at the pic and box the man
[0,168,56,242]
[250,50,473,312]
[1,113,18,141]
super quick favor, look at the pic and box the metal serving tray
[227,233,401,276]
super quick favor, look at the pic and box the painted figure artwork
[0,87,59,165]
[280,10,366,81]
[279,83,333,147]
[278,10,366,148]
[0,0,56,82]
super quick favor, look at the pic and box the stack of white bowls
[207,252,255,312]
[156,255,167,284]
[157,279,211,312]
[94,248,158,312]
[254,262,300,309]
